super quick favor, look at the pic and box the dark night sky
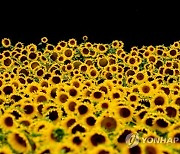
[0,3,179,52]
[0,31,179,52]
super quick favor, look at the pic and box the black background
[0,31,180,52]
[0,3,179,52]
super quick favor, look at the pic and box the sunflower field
[0,36,179,154]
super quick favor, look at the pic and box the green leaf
[139,58,147,71]
[31,133,42,137]
[52,128,65,142]
[155,130,168,138]
[105,48,116,55]
[117,58,123,63]
[94,111,102,117]
[122,77,127,87]
[34,77,39,83]
[128,121,136,127]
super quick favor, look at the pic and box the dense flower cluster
[0,37,179,154]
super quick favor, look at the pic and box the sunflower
[90,145,115,154]
[26,82,39,95]
[18,117,32,129]
[7,130,30,153]
[82,35,88,42]
[98,57,109,68]
[122,144,143,154]
[41,37,48,43]
[22,103,37,118]
[27,43,37,52]
[116,106,133,123]
[56,91,69,104]
[58,40,67,48]
[81,47,90,57]
[139,83,153,97]
[96,44,108,53]
[142,143,163,154]
[97,115,118,132]
[111,40,119,49]
[135,108,149,122]
[0,113,17,130]
[14,42,24,49]
[76,102,92,116]
[32,120,52,133]
[115,127,135,149]
[68,38,77,48]
[134,71,148,83]
[70,79,83,90]
[168,130,180,149]
[128,93,139,104]
[44,108,61,123]
[109,89,121,101]
[173,96,180,106]
[85,128,109,149]
[127,56,138,66]
[169,49,178,58]
[0,145,13,154]
[35,90,51,102]
[61,116,77,131]
[151,93,168,107]
[153,117,170,132]
[2,38,11,48]
[35,144,56,154]
[55,142,77,154]
[90,90,105,102]
[64,48,74,59]
[88,68,99,79]
[84,42,93,48]
[165,104,178,119]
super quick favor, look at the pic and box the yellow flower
[41,37,48,43]
[0,113,16,130]
[134,71,148,83]
[7,130,31,153]
[85,128,109,149]
[0,145,13,154]
[63,48,74,59]
[2,38,11,48]
[111,40,119,48]
[68,38,77,47]
[90,90,105,102]
[58,40,67,48]
[88,67,99,79]
[89,145,115,154]
[22,103,37,118]
[18,117,32,129]
[55,142,78,154]
[115,105,134,123]
[82,35,88,41]
[151,92,168,107]
[142,143,163,154]
[35,144,57,154]
[26,43,37,52]
[85,42,93,48]
[139,82,154,97]
[31,120,52,133]
[44,108,61,123]
[153,117,170,132]
[14,42,24,49]
[97,44,108,53]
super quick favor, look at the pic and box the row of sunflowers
[0,37,179,153]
